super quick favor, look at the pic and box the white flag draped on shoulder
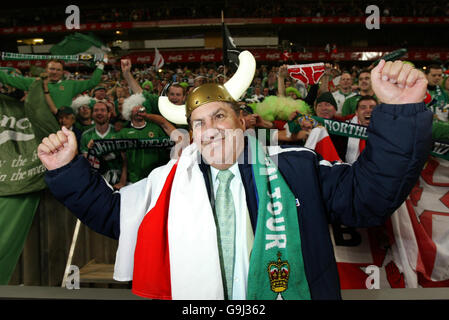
[153,48,164,69]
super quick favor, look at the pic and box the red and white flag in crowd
[389,157,449,288]
[287,63,325,87]
[331,156,449,290]
[153,48,164,69]
[345,115,367,164]
[304,126,341,162]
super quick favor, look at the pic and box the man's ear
[238,110,246,129]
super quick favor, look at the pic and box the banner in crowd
[311,116,449,161]
[87,137,174,171]
[3,49,449,69]
[0,94,47,196]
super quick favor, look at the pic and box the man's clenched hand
[37,126,78,171]
[371,59,427,105]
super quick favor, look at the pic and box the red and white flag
[332,156,449,289]
[287,63,325,87]
[153,48,164,69]
[389,157,449,288]
[114,144,224,300]
[345,116,367,164]
[305,126,341,162]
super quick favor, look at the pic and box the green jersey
[117,122,170,183]
[81,125,122,185]
[0,67,103,109]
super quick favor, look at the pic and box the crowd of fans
[1,57,448,188]
[1,0,448,27]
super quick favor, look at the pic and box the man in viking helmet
[37,51,432,300]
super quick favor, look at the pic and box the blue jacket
[45,102,432,299]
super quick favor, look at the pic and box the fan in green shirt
[341,69,376,116]
[117,122,170,184]
[71,94,96,133]
[0,59,104,109]
[114,93,180,188]
[80,101,123,186]
[120,58,188,131]
[425,64,449,121]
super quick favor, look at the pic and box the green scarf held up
[246,135,311,300]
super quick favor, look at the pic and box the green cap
[93,85,106,94]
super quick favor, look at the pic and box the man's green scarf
[247,135,311,300]
[289,114,448,161]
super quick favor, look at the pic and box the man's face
[59,114,76,129]
[339,73,353,90]
[315,102,336,119]
[46,61,64,82]
[168,86,185,105]
[356,99,377,126]
[190,102,245,170]
[427,68,443,86]
[78,105,92,119]
[92,103,110,125]
[131,105,145,122]
[94,89,106,100]
[263,88,269,96]
[358,72,371,91]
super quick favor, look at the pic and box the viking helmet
[158,50,256,125]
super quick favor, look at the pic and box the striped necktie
[215,169,236,299]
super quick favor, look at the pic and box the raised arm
[70,62,105,95]
[42,76,58,115]
[277,65,288,97]
[121,59,143,94]
[38,127,120,239]
[0,71,34,91]
[319,60,432,227]
[141,112,177,137]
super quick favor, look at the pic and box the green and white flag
[0,84,59,196]
[0,92,56,284]
[50,32,110,57]
[0,94,47,195]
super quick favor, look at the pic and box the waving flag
[287,63,325,87]
[221,11,240,70]
[153,48,164,69]
[50,32,110,56]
